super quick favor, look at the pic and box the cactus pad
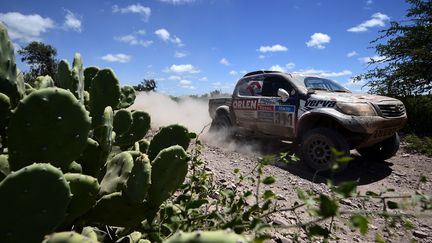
[89,68,121,127]
[0,163,71,243]
[148,145,189,208]
[164,230,249,243]
[83,66,99,92]
[118,85,136,109]
[99,151,134,196]
[85,192,148,227]
[42,231,100,243]
[77,138,104,177]
[7,88,91,171]
[147,125,191,161]
[62,173,100,226]
[113,109,133,134]
[29,75,55,89]
[124,153,151,204]
[115,110,150,147]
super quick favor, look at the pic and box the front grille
[377,103,405,117]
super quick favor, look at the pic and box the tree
[17,41,58,83]
[133,79,157,92]
[355,0,432,97]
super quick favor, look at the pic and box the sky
[1,0,410,96]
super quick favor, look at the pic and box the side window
[237,78,264,96]
[261,76,293,97]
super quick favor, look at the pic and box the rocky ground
[199,134,432,242]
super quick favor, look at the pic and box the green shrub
[400,95,432,135]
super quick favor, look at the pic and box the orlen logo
[233,99,257,110]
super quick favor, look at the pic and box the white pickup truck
[208,71,407,172]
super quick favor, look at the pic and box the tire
[209,113,233,137]
[357,133,400,161]
[301,128,350,172]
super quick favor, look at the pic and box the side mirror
[277,88,290,102]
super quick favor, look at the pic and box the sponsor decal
[275,112,294,127]
[258,98,278,105]
[246,81,262,96]
[275,105,295,112]
[233,99,257,110]
[257,104,274,111]
[305,99,336,108]
[257,111,274,120]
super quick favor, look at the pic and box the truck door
[257,76,296,138]
[232,77,263,131]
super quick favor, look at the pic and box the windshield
[304,77,350,92]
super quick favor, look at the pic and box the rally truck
[208,71,407,172]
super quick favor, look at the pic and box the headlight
[336,102,377,116]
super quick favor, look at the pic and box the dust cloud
[130,92,264,156]
[130,92,211,133]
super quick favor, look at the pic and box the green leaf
[253,234,272,243]
[317,195,338,218]
[375,232,385,243]
[262,176,276,185]
[262,190,276,200]
[260,155,276,165]
[234,168,240,173]
[308,225,330,238]
[387,200,399,209]
[186,199,209,210]
[350,214,369,235]
[334,181,357,198]
[403,218,416,230]
[420,175,427,183]
[188,132,197,138]
[366,191,379,197]
[297,189,306,200]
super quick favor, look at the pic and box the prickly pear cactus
[62,173,100,226]
[118,85,136,109]
[117,231,143,243]
[83,66,99,92]
[115,110,150,147]
[81,227,99,241]
[56,60,74,92]
[0,154,9,181]
[148,145,189,209]
[138,139,150,154]
[113,109,133,134]
[124,153,151,204]
[89,68,121,127]
[65,161,82,173]
[0,23,24,107]
[7,88,91,171]
[29,75,55,89]
[85,192,148,227]
[163,230,249,243]
[77,138,104,177]
[0,163,72,243]
[42,231,100,243]
[0,92,10,145]
[147,124,191,161]
[99,151,134,196]
[56,53,85,104]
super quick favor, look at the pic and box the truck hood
[310,91,400,104]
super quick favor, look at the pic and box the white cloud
[159,0,196,4]
[229,70,238,75]
[212,82,221,87]
[295,69,352,78]
[136,29,146,35]
[179,79,195,89]
[154,28,183,46]
[258,44,288,53]
[168,75,181,80]
[101,54,131,63]
[199,77,208,81]
[269,62,296,72]
[174,51,188,58]
[220,58,230,66]
[258,55,265,59]
[347,51,358,57]
[112,4,151,21]
[115,34,153,47]
[63,10,81,32]
[306,33,331,49]
[168,64,200,74]
[155,28,170,41]
[358,55,386,63]
[366,0,373,5]
[347,12,389,32]
[0,12,55,42]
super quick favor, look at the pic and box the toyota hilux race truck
[208,71,407,172]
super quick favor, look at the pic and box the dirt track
[200,135,432,242]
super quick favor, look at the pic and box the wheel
[301,128,350,172]
[357,133,400,161]
[209,113,233,137]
